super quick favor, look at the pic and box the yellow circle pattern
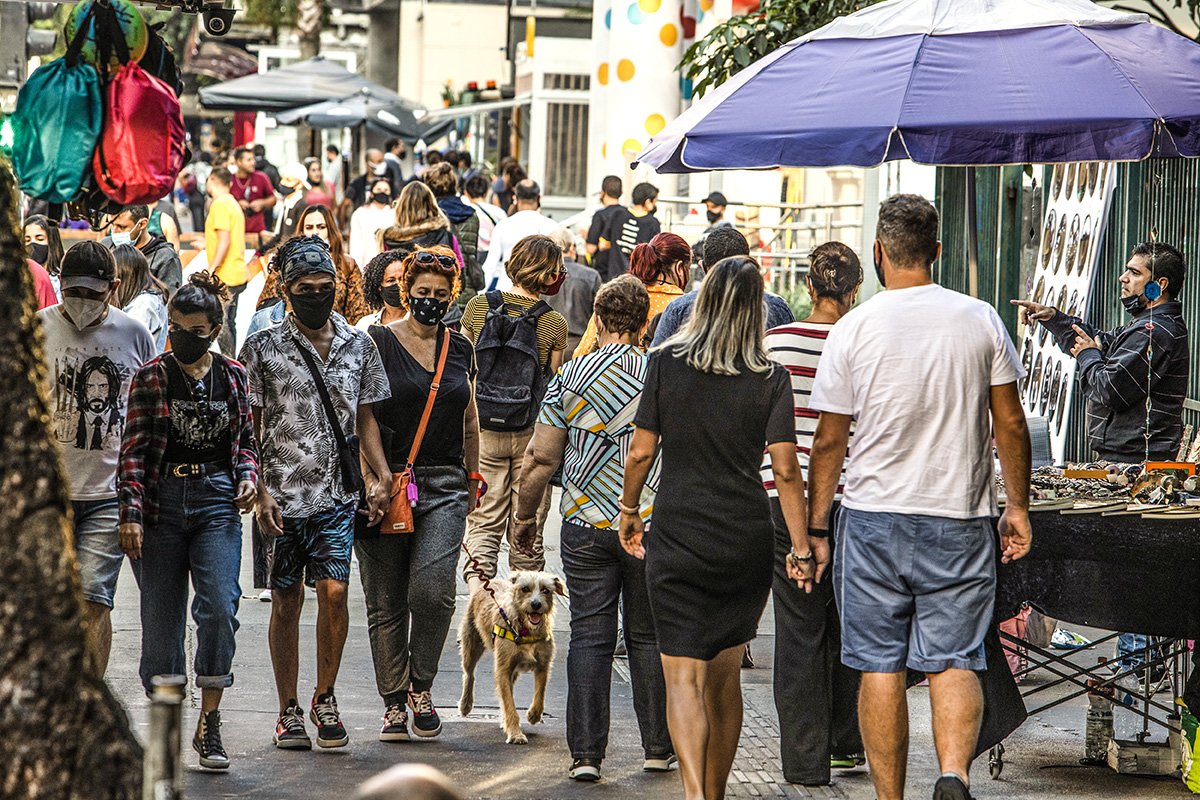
[622,138,642,155]
[645,114,666,135]
[617,59,636,81]
[598,62,609,85]
[638,0,661,12]
[659,23,678,46]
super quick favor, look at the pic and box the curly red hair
[397,245,462,309]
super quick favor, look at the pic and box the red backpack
[92,20,185,206]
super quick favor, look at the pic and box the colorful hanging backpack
[10,5,103,204]
[91,11,186,206]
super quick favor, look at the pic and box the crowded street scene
[4,0,1200,798]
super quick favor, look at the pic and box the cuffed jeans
[463,427,552,580]
[355,466,468,701]
[770,499,861,784]
[139,469,243,693]
[560,520,672,761]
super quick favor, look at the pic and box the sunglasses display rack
[1018,162,1118,463]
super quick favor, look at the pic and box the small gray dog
[458,570,566,744]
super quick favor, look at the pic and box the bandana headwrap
[279,236,336,284]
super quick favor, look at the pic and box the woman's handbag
[380,327,451,534]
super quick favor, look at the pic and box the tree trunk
[0,163,143,798]
[295,0,324,158]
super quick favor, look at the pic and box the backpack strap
[485,290,505,313]
[65,2,96,68]
[523,300,553,322]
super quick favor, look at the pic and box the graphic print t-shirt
[39,306,156,500]
[163,356,232,465]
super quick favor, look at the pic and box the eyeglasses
[414,251,459,269]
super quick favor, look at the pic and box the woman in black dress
[619,256,821,800]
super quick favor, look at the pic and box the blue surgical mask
[112,232,132,247]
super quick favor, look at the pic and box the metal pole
[966,167,981,298]
[143,674,186,800]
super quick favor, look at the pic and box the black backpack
[474,291,552,432]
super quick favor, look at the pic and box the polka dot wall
[593,0,688,175]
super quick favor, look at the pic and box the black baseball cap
[60,241,116,292]
[704,191,728,207]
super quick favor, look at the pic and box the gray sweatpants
[355,466,469,703]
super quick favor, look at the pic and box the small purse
[380,327,451,534]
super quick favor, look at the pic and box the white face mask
[111,231,132,247]
[62,296,108,330]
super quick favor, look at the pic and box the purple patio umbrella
[636,0,1200,172]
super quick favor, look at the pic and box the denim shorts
[834,508,995,674]
[269,501,356,590]
[72,497,123,608]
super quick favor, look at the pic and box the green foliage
[680,0,879,98]
[775,282,813,320]
[241,0,301,28]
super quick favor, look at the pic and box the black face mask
[372,192,391,205]
[408,296,450,327]
[381,285,404,308]
[169,328,213,365]
[705,210,721,224]
[1120,294,1145,315]
[280,184,297,197]
[28,242,49,265]
[873,244,886,289]
[289,289,336,329]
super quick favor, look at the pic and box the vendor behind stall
[1013,242,1190,462]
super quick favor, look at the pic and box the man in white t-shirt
[806,195,1032,800]
[481,179,559,291]
[39,241,156,678]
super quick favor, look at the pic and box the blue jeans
[139,469,243,693]
[1117,633,1156,671]
[560,520,672,761]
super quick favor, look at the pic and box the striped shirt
[538,344,659,528]
[461,291,568,368]
[760,322,850,498]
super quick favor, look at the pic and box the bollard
[144,674,187,800]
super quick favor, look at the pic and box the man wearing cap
[239,236,392,753]
[482,179,560,291]
[38,241,156,678]
[691,190,733,271]
[103,204,183,294]
[274,162,311,239]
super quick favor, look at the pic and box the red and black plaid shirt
[118,354,258,527]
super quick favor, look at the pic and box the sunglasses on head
[415,251,458,269]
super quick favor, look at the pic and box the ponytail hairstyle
[629,232,691,289]
[807,241,862,300]
[169,271,229,328]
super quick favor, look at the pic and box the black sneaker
[570,758,602,781]
[310,692,349,748]
[933,774,974,800]
[380,703,410,742]
[273,701,312,750]
[408,689,442,738]
[193,709,229,769]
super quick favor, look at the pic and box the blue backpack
[11,5,103,204]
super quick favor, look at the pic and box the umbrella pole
[965,167,980,298]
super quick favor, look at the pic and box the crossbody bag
[379,326,452,534]
[295,343,364,495]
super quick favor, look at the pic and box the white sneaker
[258,589,272,602]
[644,753,677,772]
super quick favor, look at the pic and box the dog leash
[460,541,524,641]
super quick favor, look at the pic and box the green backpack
[11,5,103,204]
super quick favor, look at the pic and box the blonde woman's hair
[657,256,773,376]
[394,181,448,230]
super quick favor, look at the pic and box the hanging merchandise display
[1018,162,1118,462]
[65,0,149,70]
